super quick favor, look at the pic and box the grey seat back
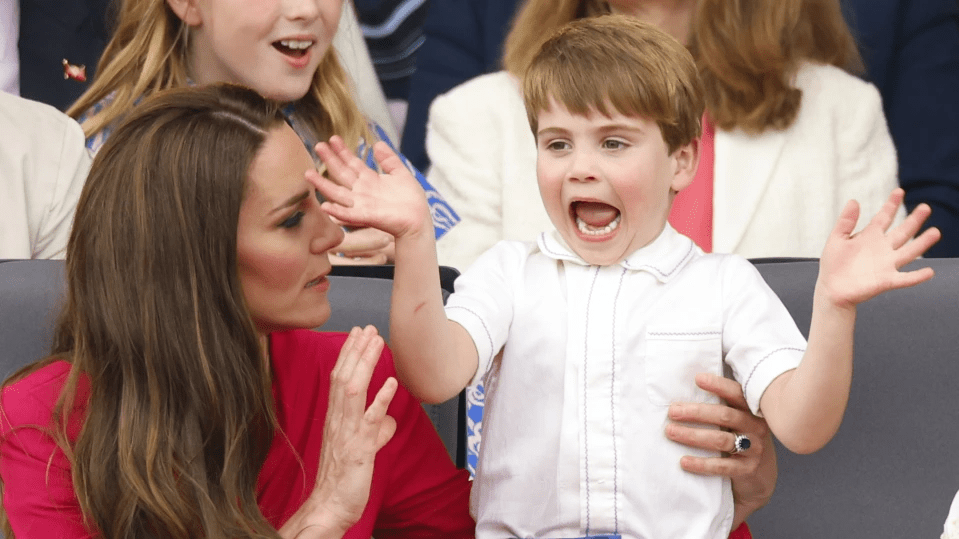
[0,260,66,380]
[324,273,466,468]
[749,258,959,538]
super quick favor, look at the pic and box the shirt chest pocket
[645,328,723,406]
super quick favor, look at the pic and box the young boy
[312,15,940,539]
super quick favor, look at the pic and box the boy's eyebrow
[596,123,647,135]
[270,191,310,214]
[536,126,570,138]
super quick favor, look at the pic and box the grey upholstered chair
[0,259,466,468]
[748,258,959,538]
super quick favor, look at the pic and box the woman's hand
[280,325,398,539]
[665,373,776,528]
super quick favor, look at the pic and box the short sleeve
[719,257,807,414]
[444,241,527,387]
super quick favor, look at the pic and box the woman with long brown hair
[0,84,473,538]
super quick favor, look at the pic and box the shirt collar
[536,224,698,283]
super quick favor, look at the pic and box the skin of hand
[816,188,941,309]
[760,188,941,454]
[665,373,776,529]
[278,325,398,539]
[329,222,395,266]
[310,136,432,239]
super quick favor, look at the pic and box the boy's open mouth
[571,201,621,236]
[273,39,314,58]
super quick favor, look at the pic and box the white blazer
[426,63,901,271]
[0,92,91,259]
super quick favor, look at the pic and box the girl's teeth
[280,40,312,50]
[576,214,621,236]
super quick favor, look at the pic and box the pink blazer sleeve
[0,364,95,538]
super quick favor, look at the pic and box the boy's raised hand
[817,188,941,308]
[310,135,432,239]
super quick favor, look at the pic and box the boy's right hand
[311,136,432,241]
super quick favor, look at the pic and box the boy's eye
[602,139,628,150]
[280,210,305,229]
[546,140,571,151]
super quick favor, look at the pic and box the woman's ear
[669,138,700,193]
[165,0,202,26]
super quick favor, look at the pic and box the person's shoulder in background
[0,92,91,259]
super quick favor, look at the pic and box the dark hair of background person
[0,84,289,539]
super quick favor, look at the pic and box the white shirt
[446,225,806,539]
[0,92,91,259]
[944,490,959,539]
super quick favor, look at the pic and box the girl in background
[67,0,459,264]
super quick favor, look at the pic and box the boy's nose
[567,149,599,183]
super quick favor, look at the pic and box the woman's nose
[311,211,345,254]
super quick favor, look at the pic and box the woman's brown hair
[3,84,289,538]
[66,0,371,153]
[503,0,864,133]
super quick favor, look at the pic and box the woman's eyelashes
[279,210,305,229]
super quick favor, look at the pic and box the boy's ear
[166,0,202,26]
[669,138,700,193]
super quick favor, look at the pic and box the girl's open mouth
[273,39,313,59]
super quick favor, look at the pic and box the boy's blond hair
[523,15,705,154]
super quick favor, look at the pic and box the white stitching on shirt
[583,265,600,535]
[446,305,495,364]
[743,347,806,397]
[610,266,627,533]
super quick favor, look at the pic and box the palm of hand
[819,224,906,307]
[312,137,430,239]
[817,191,939,308]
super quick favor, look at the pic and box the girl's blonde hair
[503,0,864,133]
[67,0,371,150]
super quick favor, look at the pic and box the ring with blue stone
[731,433,751,454]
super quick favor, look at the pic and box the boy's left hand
[817,188,941,308]
[310,136,432,240]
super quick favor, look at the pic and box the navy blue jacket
[18,0,112,112]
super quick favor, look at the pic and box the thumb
[831,199,860,239]
[375,417,397,451]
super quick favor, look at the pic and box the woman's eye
[280,211,305,229]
